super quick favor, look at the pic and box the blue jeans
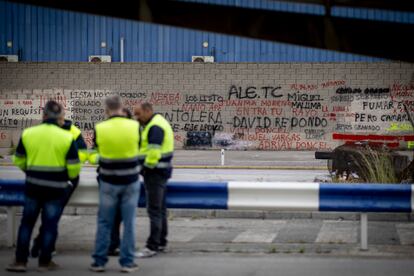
[32,182,77,255]
[16,195,65,264]
[92,180,140,267]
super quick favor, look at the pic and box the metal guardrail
[1,179,413,250]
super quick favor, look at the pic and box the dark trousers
[16,195,65,265]
[32,177,78,255]
[144,172,168,251]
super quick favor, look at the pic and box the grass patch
[269,246,277,254]
[331,145,399,183]
[353,147,398,183]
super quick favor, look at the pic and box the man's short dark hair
[43,100,63,119]
[141,102,153,112]
[105,95,122,111]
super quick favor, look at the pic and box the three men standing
[6,97,174,272]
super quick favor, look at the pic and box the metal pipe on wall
[120,37,125,62]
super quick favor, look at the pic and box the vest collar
[62,119,72,130]
[108,115,126,120]
[143,113,158,127]
[42,119,60,126]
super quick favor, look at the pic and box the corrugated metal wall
[1,0,413,62]
[184,0,414,23]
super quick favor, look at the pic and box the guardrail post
[7,207,17,247]
[360,213,368,251]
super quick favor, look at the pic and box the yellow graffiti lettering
[387,123,413,132]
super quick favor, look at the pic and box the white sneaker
[6,261,27,272]
[89,263,105,272]
[121,263,139,273]
[135,248,157,258]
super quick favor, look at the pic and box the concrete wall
[0,62,413,151]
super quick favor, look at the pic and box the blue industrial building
[1,0,413,62]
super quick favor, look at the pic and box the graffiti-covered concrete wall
[0,62,413,151]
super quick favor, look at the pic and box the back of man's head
[105,95,122,113]
[141,102,153,112]
[43,100,63,120]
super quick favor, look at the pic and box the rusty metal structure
[316,104,414,183]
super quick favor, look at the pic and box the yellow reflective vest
[89,116,140,184]
[140,114,174,169]
[13,121,81,198]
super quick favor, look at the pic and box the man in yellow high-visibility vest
[108,107,134,256]
[134,102,174,258]
[6,101,81,272]
[88,96,141,273]
[30,117,87,258]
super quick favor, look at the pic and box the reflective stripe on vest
[99,166,142,176]
[155,162,172,169]
[99,156,140,164]
[27,166,67,172]
[26,177,68,189]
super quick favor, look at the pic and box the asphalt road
[0,166,328,182]
[1,251,413,276]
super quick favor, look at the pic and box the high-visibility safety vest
[68,124,88,163]
[13,122,81,196]
[69,124,81,140]
[140,114,174,169]
[90,116,141,184]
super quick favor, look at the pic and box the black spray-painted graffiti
[228,85,282,99]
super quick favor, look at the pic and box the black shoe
[37,260,60,272]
